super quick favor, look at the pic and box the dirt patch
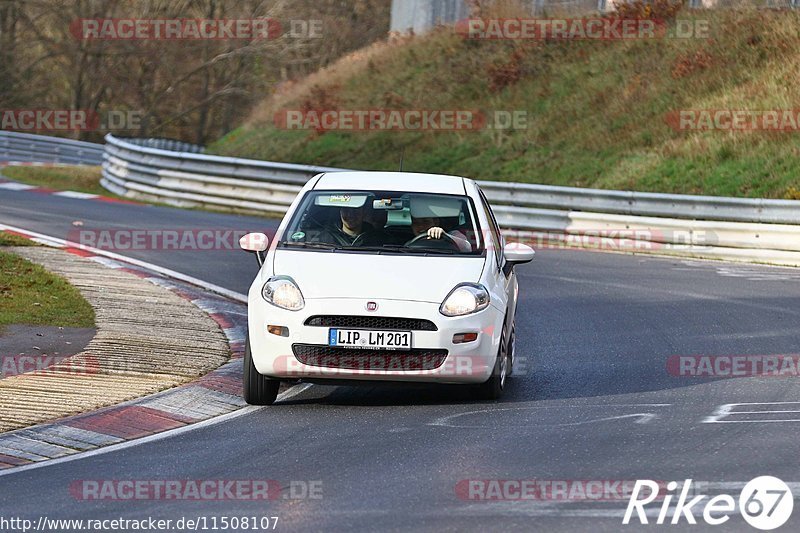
[1,324,95,357]
[1,325,95,378]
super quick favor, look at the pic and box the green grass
[209,10,800,199]
[0,232,35,247]
[0,249,95,328]
[1,165,110,197]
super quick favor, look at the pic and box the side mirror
[502,242,535,276]
[240,233,269,267]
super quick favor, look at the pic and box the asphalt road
[2,186,800,532]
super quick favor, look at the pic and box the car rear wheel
[475,322,509,401]
[243,338,280,405]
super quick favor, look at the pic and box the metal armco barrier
[476,181,800,225]
[3,132,798,266]
[100,134,800,266]
[101,134,340,214]
[0,131,103,165]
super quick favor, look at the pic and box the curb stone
[0,241,250,470]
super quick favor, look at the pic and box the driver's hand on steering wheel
[427,227,445,239]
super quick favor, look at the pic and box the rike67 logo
[624,477,793,530]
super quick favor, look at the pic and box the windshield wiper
[279,241,340,250]
[282,242,460,255]
[338,245,414,254]
[339,244,458,255]
[413,248,458,255]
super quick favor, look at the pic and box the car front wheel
[243,337,280,405]
[475,322,509,401]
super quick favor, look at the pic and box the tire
[507,318,516,377]
[243,338,280,405]
[475,322,509,401]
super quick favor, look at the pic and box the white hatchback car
[240,172,534,405]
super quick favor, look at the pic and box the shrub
[613,0,686,21]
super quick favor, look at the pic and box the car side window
[478,188,504,267]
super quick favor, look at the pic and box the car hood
[271,250,486,303]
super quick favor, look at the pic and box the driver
[325,205,384,246]
[411,215,473,253]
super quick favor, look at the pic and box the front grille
[292,344,448,371]
[305,315,438,331]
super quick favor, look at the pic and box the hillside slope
[210,10,800,199]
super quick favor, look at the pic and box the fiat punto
[239,172,534,405]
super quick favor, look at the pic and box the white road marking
[704,402,800,424]
[52,191,99,199]
[0,182,36,191]
[555,413,658,427]
[678,260,800,281]
[428,404,672,429]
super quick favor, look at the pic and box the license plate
[328,329,412,350]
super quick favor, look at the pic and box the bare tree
[0,0,392,142]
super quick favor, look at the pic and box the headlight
[440,283,490,317]
[262,276,305,311]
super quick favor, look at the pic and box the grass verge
[0,232,36,247]
[0,237,95,328]
[1,165,111,197]
[209,9,800,199]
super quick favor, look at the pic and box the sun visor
[410,197,463,218]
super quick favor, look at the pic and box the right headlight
[440,283,490,317]
[262,276,305,311]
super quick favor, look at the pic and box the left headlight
[440,283,490,317]
[262,276,305,311]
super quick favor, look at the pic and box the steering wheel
[405,232,461,251]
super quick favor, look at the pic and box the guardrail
[101,134,340,214]
[0,131,104,165]
[100,134,800,266]
[477,182,800,225]
[3,132,798,266]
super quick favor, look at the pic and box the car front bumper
[247,292,505,385]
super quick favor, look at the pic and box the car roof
[313,172,467,195]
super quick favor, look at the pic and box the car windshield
[280,191,483,255]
